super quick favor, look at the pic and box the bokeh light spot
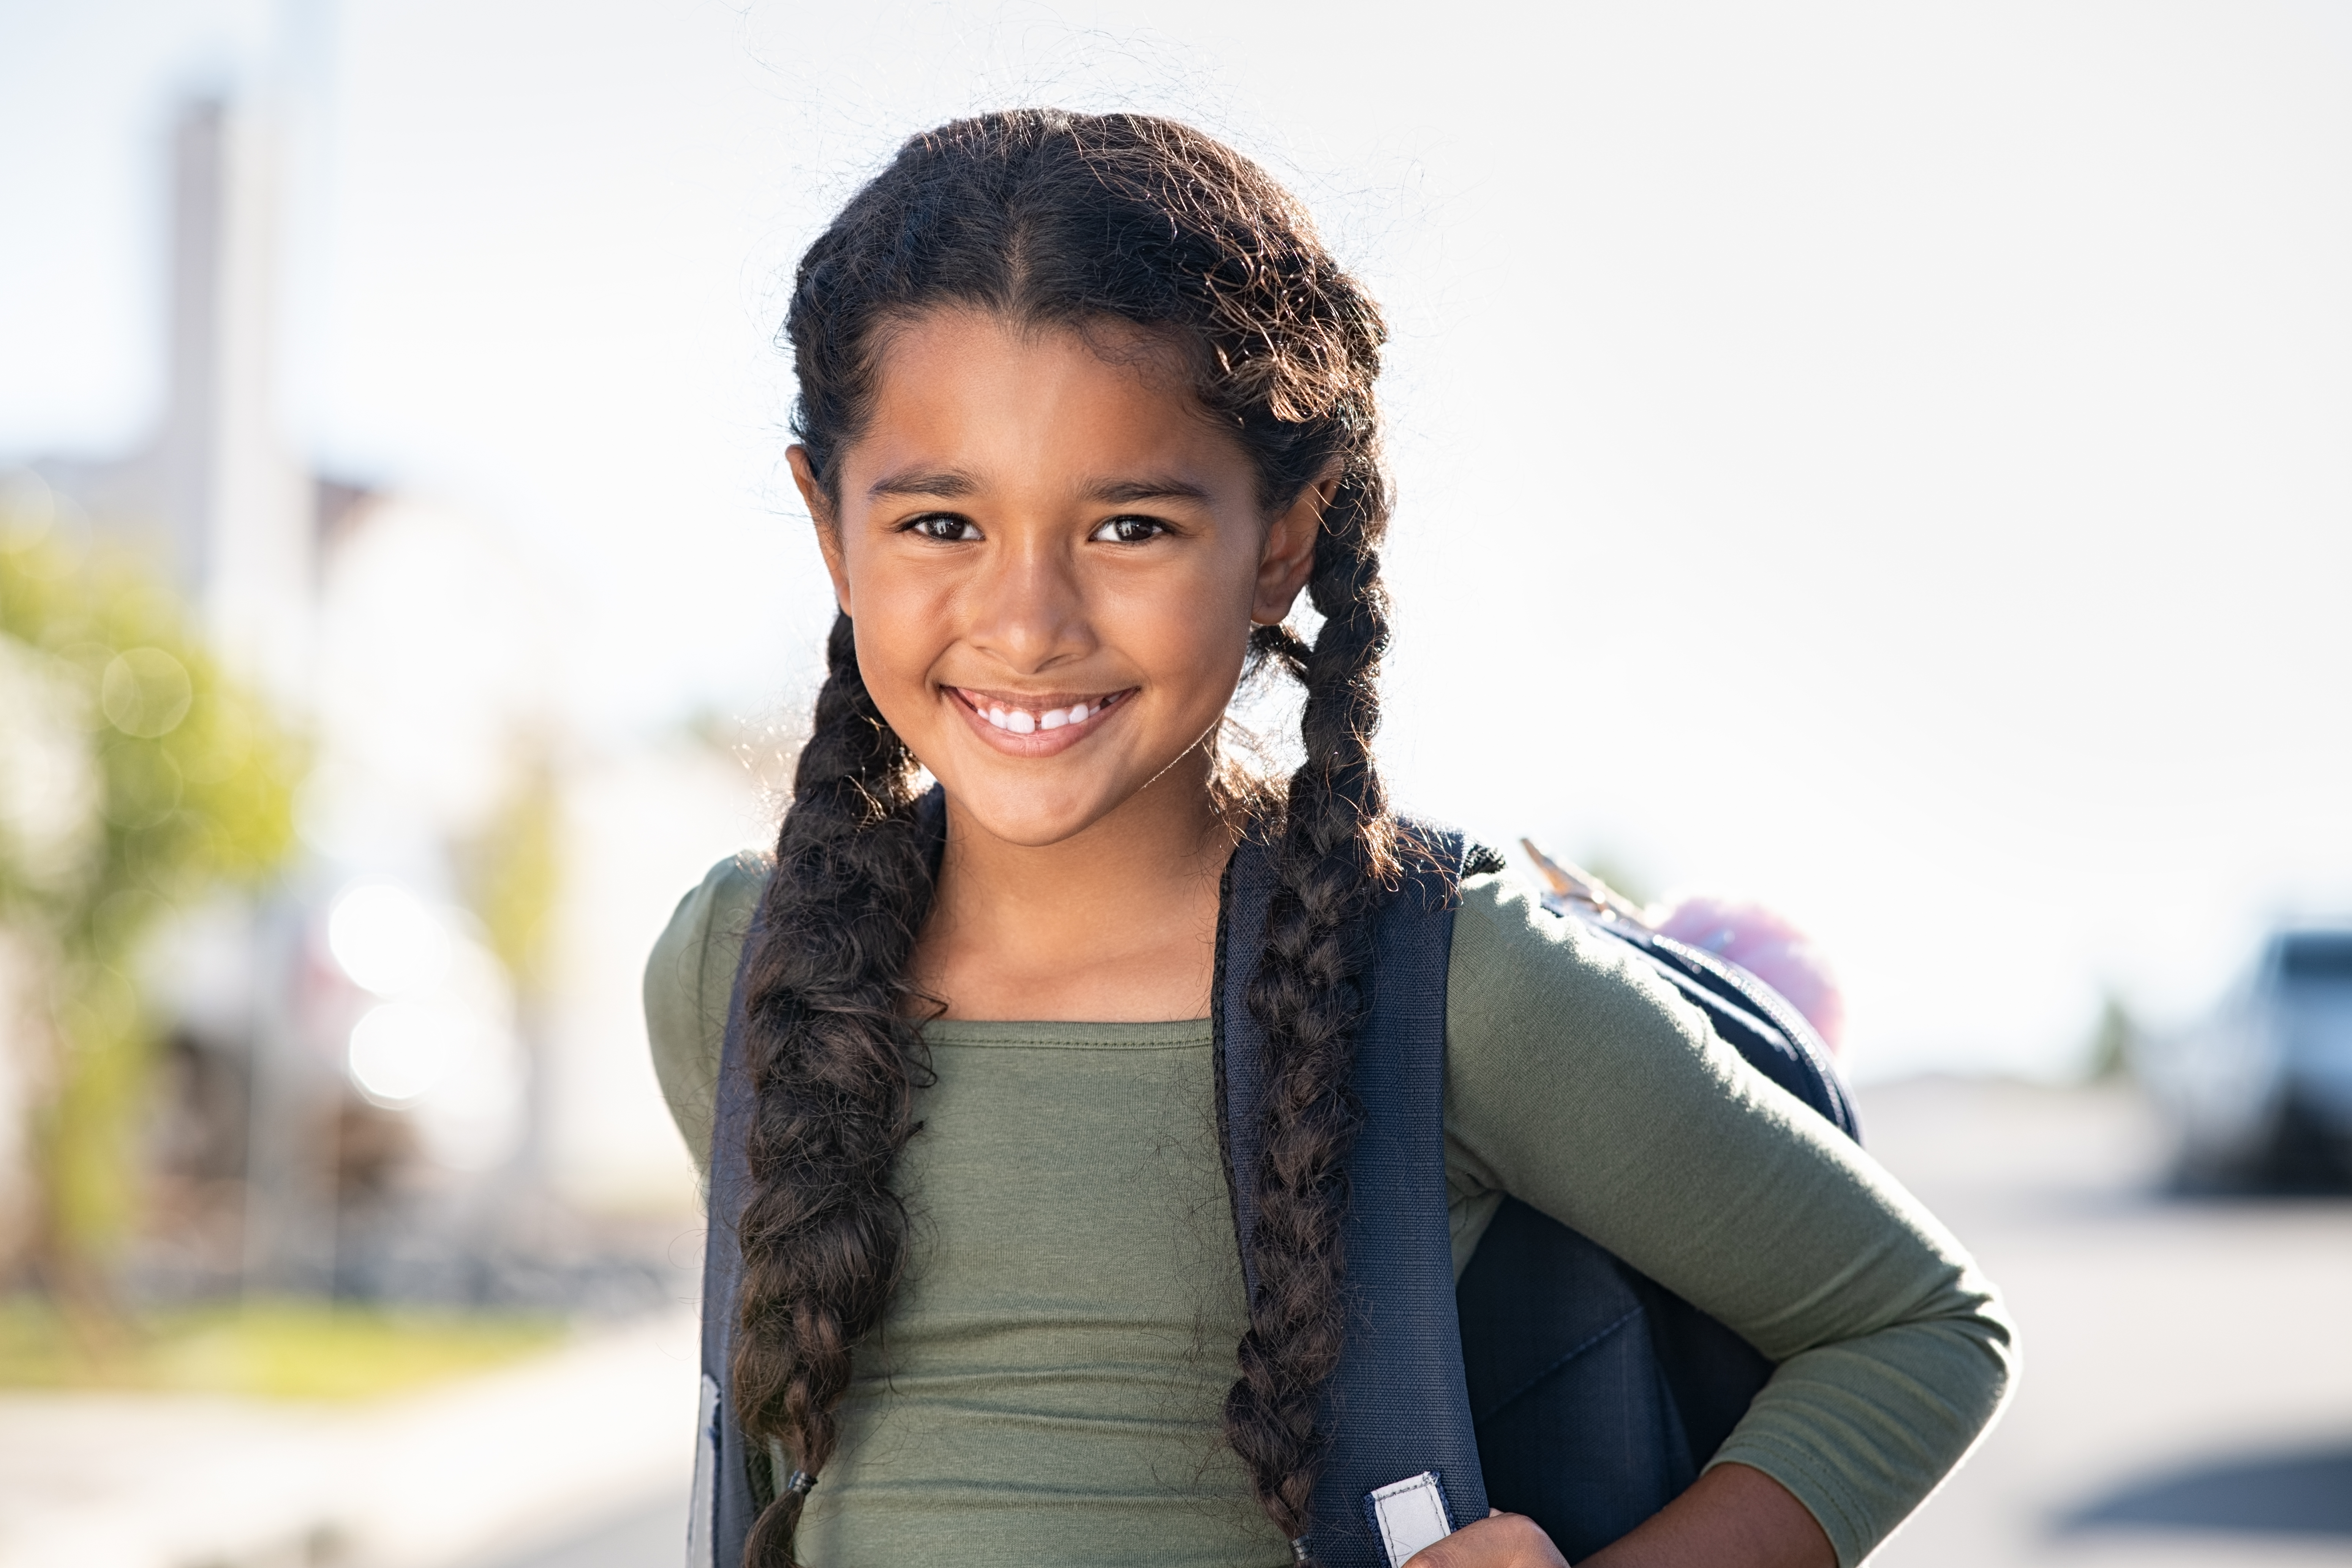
[0,469,55,552]
[327,884,452,999]
[101,647,193,738]
[348,1000,457,1105]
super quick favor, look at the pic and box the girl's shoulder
[1444,861,1809,1144]
[643,851,771,1174]
[1449,864,1709,1042]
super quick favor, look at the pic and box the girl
[647,111,2012,1568]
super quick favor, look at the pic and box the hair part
[737,108,1397,1565]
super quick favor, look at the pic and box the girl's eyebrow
[868,467,977,500]
[866,470,1214,505]
[1087,475,1213,505]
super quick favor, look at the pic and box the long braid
[1223,466,1398,1551]
[733,611,933,1566]
[732,110,1399,1564]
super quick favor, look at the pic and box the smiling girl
[646,112,2012,1568]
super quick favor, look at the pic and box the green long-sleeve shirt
[646,854,2012,1567]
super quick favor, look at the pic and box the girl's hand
[1430,1467,1834,1568]
[1402,1512,1570,1568]
[1404,1464,1834,1568]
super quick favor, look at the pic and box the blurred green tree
[1576,849,1657,915]
[2086,992,2139,1081]
[459,741,561,992]
[455,737,565,1190]
[0,491,301,1319]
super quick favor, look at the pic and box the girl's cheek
[849,604,942,724]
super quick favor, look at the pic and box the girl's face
[793,309,1325,850]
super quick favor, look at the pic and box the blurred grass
[0,1297,566,1400]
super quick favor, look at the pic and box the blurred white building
[36,97,318,711]
[25,91,759,1296]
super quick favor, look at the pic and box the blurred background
[0,1,2347,1564]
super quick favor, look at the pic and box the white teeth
[968,692,1113,736]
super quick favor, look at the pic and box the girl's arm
[644,852,770,1181]
[1442,872,2015,1567]
[1408,1464,1834,1568]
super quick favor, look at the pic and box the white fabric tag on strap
[687,1372,720,1568]
[1367,1470,1454,1568]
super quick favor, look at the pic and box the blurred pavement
[1861,1079,2352,1566]
[0,1310,699,1568]
[474,1494,685,1568]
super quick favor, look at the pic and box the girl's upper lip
[950,685,1132,709]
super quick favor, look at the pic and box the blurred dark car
[2135,928,2352,1188]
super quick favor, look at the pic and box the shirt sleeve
[1442,871,2016,1567]
[642,852,769,1184]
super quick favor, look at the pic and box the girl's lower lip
[947,686,1133,757]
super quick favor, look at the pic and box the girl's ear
[789,444,855,615]
[1252,472,1334,626]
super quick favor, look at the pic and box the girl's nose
[964,538,1093,672]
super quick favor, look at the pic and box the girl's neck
[913,751,1236,1023]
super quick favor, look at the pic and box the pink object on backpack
[1654,896,1846,1055]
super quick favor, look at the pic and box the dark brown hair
[734,109,1397,1565]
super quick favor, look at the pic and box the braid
[738,110,1397,1563]
[1222,466,1397,1551]
[732,612,933,1567]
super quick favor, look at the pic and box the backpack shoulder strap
[694,897,773,1568]
[1216,820,1489,1568]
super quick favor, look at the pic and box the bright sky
[4,0,2349,1080]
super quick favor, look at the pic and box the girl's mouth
[948,686,1134,746]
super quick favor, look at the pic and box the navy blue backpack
[694,802,1857,1568]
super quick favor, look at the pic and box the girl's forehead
[868,308,1191,412]
[846,309,1250,496]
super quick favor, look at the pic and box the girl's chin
[939,783,1133,850]
[930,757,1204,852]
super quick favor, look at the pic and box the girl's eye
[904,513,982,542]
[1089,515,1170,545]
